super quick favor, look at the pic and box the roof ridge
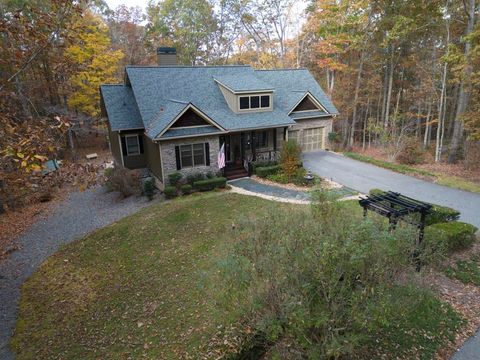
[255,68,307,71]
[126,65,251,69]
[168,98,189,104]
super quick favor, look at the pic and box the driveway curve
[303,151,480,228]
[0,187,162,360]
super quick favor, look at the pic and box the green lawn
[12,193,295,359]
[343,152,480,194]
[11,192,462,359]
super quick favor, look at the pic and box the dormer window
[238,94,271,111]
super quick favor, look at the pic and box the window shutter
[205,142,210,166]
[121,136,127,156]
[138,135,144,154]
[175,146,181,170]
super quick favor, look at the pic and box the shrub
[253,160,278,173]
[193,177,227,191]
[143,178,156,201]
[168,172,182,187]
[180,184,193,195]
[105,167,142,198]
[266,172,289,184]
[256,165,281,178]
[216,200,460,358]
[426,204,460,226]
[368,189,460,226]
[328,131,340,143]
[206,172,215,179]
[104,167,114,178]
[163,185,178,199]
[291,167,310,186]
[186,172,204,185]
[369,188,386,197]
[425,221,477,253]
[280,140,301,179]
[397,137,425,165]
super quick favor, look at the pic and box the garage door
[302,127,324,151]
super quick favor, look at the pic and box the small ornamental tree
[280,139,301,179]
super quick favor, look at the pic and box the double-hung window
[179,143,206,168]
[125,135,140,156]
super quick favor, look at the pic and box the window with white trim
[125,135,140,155]
[180,143,206,168]
[238,94,271,111]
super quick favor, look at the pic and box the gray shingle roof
[214,74,274,92]
[101,65,338,139]
[100,85,143,131]
[254,69,339,114]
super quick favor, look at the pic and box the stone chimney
[157,47,177,66]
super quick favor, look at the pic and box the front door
[225,134,242,165]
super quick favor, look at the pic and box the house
[100,47,338,187]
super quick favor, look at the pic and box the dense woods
[1,0,479,209]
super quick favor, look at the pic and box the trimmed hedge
[425,221,478,253]
[368,189,460,226]
[426,205,460,226]
[193,177,227,191]
[256,165,281,178]
[163,186,178,199]
[186,172,204,185]
[168,172,182,186]
[253,160,278,172]
[180,184,193,195]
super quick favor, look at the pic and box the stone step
[227,172,249,180]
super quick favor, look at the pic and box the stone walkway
[228,178,359,204]
[229,178,311,203]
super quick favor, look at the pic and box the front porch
[220,127,285,180]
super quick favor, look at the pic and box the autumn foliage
[280,140,301,179]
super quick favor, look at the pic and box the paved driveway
[0,187,162,360]
[303,151,480,228]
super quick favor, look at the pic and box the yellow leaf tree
[66,11,124,117]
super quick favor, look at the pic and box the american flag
[218,142,225,169]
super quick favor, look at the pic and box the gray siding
[160,135,220,184]
[107,124,122,166]
[120,132,148,169]
[219,84,238,112]
[144,137,162,181]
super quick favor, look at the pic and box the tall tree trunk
[423,99,432,148]
[349,49,366,146]
[416,101,423,138]
[448,0,476,163]
[436,3,450,162]
[384,47,394,128]
[362,97,371,150]
[446,83,458,139]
